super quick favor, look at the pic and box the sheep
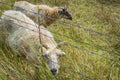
[13,1,72,27]
[0,10,66,75]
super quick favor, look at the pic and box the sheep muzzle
[58,7,72,20]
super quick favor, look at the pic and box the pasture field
[0,0,120,80]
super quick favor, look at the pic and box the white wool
[0,10,66,74]
[14,1,45,25]
[14,1,59,26]
[1,10,57,51]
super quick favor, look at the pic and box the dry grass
[0,0,120,80]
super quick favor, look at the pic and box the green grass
[0,0,120,80]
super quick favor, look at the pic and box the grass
[0,0,120,80]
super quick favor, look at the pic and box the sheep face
[43,48,65,75]
[58,7,72,20]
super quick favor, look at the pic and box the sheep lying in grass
[14,1,72,27]
[0,10,66,75]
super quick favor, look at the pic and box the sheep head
[42,41,66,75]
[58,7,72,20]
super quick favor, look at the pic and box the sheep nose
[51,68,57,75]
[68,16,72,20]
[67,16,72,20]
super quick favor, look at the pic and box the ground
[0,0,120,80]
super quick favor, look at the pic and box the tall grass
[0,0,120,80]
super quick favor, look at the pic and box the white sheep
[14,1,72,27]
[0,10,66,75]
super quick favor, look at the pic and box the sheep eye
[43,54,49,59]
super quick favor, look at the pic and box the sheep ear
[58,7,66,14]
[56,41,67,48]
[62,7,67,11]
[58,52,66,57]
[60,7,67,10]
